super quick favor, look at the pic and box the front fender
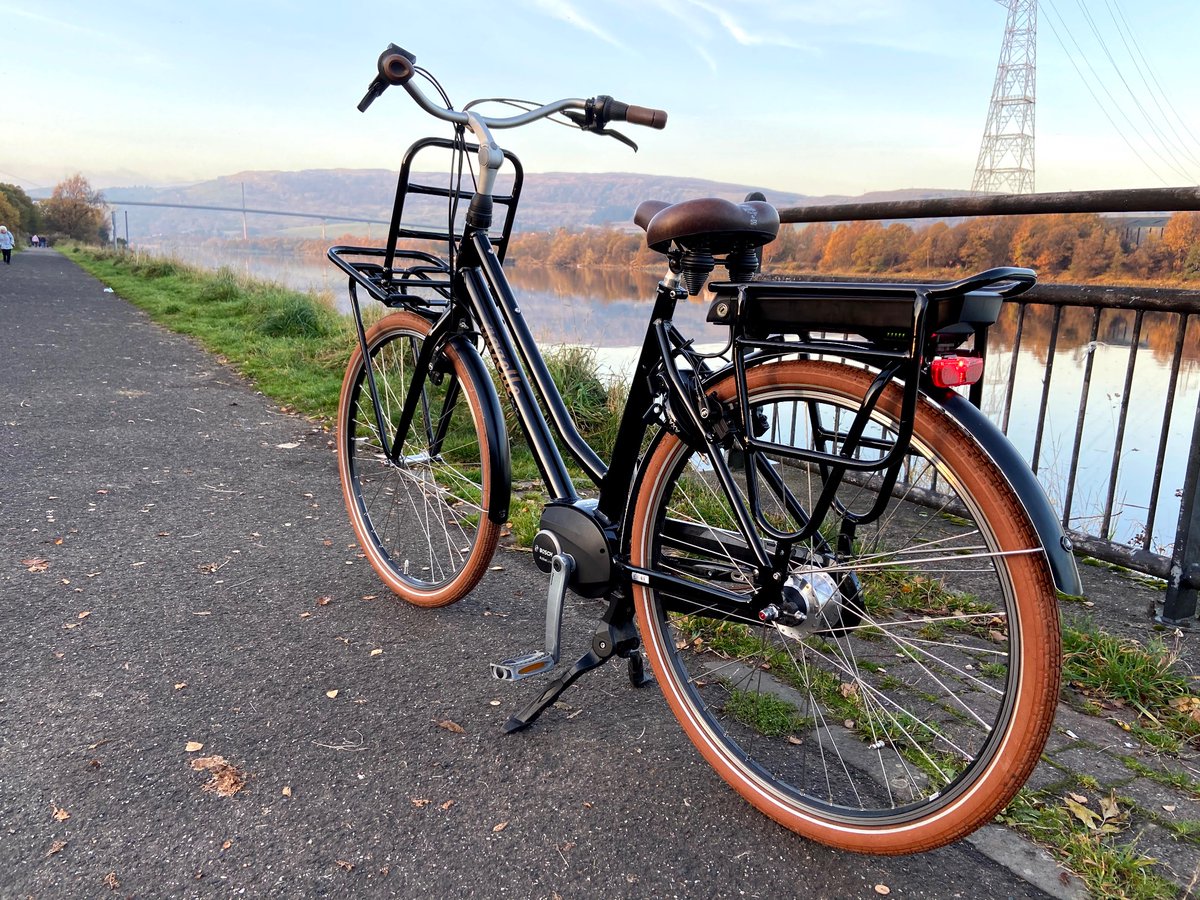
[931,385,1082,596]
[447,334,511,525]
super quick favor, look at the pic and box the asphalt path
[0,250,1055,898]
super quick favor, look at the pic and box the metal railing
[777,186,1200,623]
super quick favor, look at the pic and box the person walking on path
[0,225,14,264]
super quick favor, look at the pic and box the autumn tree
[821,221,875,272]
[0,193,19,235]
[959,217,1020,271]
[0,183,41,235]
[907,222,966,271]
[40,173,108,243]
[1162,212,1200,273]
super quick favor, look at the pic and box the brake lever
[597,128,639,152]
[563,111,639,152]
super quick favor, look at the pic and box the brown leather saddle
[633,197,780,294]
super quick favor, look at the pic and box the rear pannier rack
[701,267,1036,535]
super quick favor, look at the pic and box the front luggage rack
[328,136,524,309]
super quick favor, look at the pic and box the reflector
[930,355,984,388]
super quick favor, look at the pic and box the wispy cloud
[528,0,630,50]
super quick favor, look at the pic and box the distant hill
[98,169,974,240]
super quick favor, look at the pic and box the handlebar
[357,43,668,136]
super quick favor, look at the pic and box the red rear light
[930,356,984,388]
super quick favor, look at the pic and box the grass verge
[69,248,354,419]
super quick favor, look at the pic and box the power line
[1103,0,1200,170]
[1038,0,1171,186]
[1069,0,1198,181]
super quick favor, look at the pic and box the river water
[140,240,1199,555]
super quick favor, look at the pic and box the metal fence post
[1159,388,1200,626]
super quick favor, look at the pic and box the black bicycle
[328,45,1080,855]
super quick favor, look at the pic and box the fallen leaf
[52,806,70,822]
[221,840,232,851]
[1067,792,1088,804]
[370,649,383,657]
[839,682,859,701]
[62,622,79,630]
[23,557,50,573]
[47,839,67,856]
[336,860,354,872]
[787,735,803,745]
[875,886,891,896]
[275,442,300,449]
[77,611,91,619]
[104,872,119,891]
[492,821,508,833]
[326,690,339,699]
[412,798,431,808]
[316,596,332,606]
[361,594,378,601]
[175,682,187,690]
[185,741,204,753]
[1099,791,1121,821]
[1164,804,1177,813]
[282,786,292,797]
[438,719,465,734]
[190,756,248,797]
[1065,797,1101,830]
[440,800,455,810]
[299,612,311,619]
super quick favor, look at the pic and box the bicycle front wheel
[629,360,1061,854]
[338,310,502,607]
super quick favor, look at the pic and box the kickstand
[503,597,640,734]
[626,649,654,687]
[502,641,610,734]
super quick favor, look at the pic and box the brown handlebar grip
[625,104,668,129]
[378,51,415,85]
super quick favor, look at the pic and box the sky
[2,0,1200,199]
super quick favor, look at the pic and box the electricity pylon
[972,0,1037,194]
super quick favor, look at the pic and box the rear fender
[931,385,1082,596]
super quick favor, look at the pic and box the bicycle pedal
[490,652,556,681]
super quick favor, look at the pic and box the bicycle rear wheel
[629,360,1060,854]
[338,310,502,607]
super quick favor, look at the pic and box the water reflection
[137,240,1197,554]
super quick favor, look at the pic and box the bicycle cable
[413,66,474,278]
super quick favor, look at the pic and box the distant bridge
[104,198,389,227]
